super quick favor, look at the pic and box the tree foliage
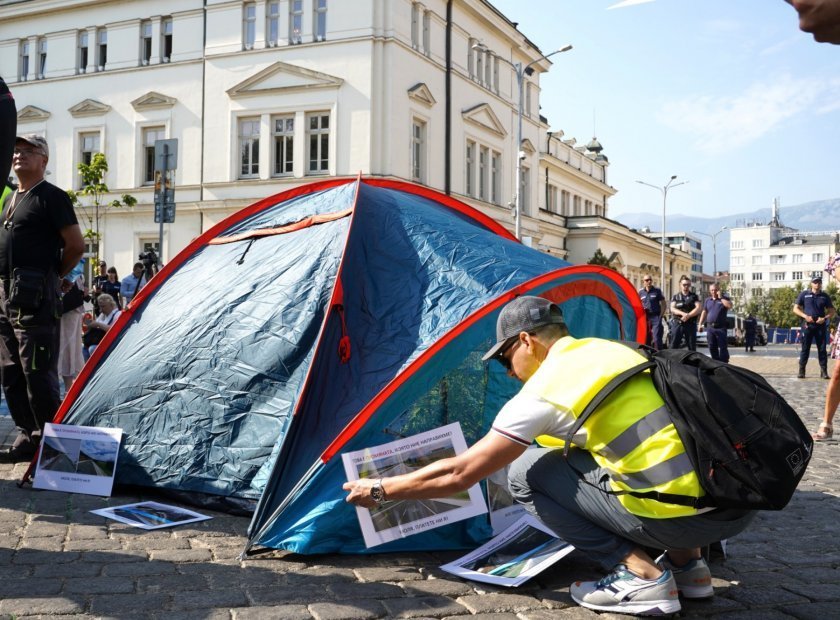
[66,153,137,265]
[587,248,616,270]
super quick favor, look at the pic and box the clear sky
[489,0,840,221]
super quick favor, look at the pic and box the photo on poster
[441,514,575,587]
[91,501,212,530]
[342,422,487,548]
[33,423,122,497]
[486,465,526,535]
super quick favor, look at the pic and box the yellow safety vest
[522,336,704,518]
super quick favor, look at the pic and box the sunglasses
[643,279,652,283]
[495,338,522,371]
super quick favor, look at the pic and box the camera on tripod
[138,249,159,278]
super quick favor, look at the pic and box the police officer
[794,275,835,379]
[669,276,701,350]
[744,314,758,352]
[698,283,733,363]
[639,274,666,350]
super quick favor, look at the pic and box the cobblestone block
[456,592,542,614]
[328,581,404,599]
[443,614,519,620]
[78,549,149,563]
[32,561,101,578]
[709,610,801,620]
[679,594,745,615]
[399,578,474,597]
[212,544,247,560]
[138,571,209,592]
[518,607,599,619]
[726,585,810,608]
[783,583,840,602]
[149,547,212,562]
[380,595,468,618]
[166,587,248,611]
[24,521,68,538]
[786,566,840,583]
[123,536,191,550]
[64,574,135,594]
[285,567,359,585]
[21,535,63,551]
[308,600,386,620]
[232,605,313,620]
[0,576,63,597]
[0,596,85,616]
[102,560,178,577]
[248,584,335,606]
[152,609,232,620]
[785,602,840,620]
[64,537,125,551]
[12,548,80,564]
[354,566,423,582]
[88,592,169,616]
[67,524,110,539]
[534,588,576,610]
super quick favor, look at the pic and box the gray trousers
[508,447,756,570]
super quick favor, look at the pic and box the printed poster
[342,422,487,548]
[441,514,575,587]
[91,501,211,530]
[486,463,526,535]
[32,423,122,496]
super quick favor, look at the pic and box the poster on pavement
[342,422,487,548]
[32,423,122,496]
[440,514,574,587]
[91,501,211,529]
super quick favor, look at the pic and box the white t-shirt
[491,392,585,448]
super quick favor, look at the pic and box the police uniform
[638,285,665,350]
[702,293,732,363]
[795,283,835,377]
[743,316,757,352]
[670,290,700,350]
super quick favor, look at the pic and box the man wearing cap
[344,296,754,616]
[698,283,733,363]
[638,275,666,350]
[794,275,835,379]
[0,134,85,462]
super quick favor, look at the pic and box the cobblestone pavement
[0,347,837,619]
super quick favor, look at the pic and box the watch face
[370,484,384,504]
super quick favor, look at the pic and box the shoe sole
[571,593,681,616]
[678,583,714,599]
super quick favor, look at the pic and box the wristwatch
[370,479,388,505]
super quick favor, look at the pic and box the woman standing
[101,266,123,309]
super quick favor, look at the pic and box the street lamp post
[693,226,728,284]
[636,176,688,298]
[473,42,573,240]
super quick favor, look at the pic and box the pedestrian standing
[120,262,147,306]
[698,283,733,363]
[744,314,758,352]
[638,275,666,350]
[793,276,835,379]
[669,276,701,350]
[0,134,85,462]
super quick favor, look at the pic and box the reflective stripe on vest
[524,337,704,519]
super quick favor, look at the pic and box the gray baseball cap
[15,134,49,159]
[482,296,565,362]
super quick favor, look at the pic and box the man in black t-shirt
[669,276,701,350]
[0,134,85,462]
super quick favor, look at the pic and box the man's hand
[343,478,379,508]
[59,277,73,293]
[791,0,840,43]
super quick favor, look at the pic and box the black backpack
[564,347,812,511]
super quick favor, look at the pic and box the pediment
[17,105,50,122]
[227,61,343,98]
[521,138,536,155]
[69,99,111,118]
[407,82,436,107]
[131,91,177,111]
[462,103,506,137]
[607,251,625,268]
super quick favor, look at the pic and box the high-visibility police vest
[522,336,704,519]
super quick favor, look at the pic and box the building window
[521,166,531,215]
[78,132,100,187]
[97,29,107,71]
[493,56,500,94]
[560,190,570,215]
[314,0,327,41]
[411,119,426,183]
[573,194,581,216]
[772,272,786,282]
[411,4,421,49]
[792,271,803,280]
[752,255,761,265]
[290,0,303,44]
[238,118,260,178]
[731,273,744,281]
[143,127,165,185]
[267,2,280,46]
[812,252,824,263]
[547,185,558,213]
[37,38,46,79]
[465,140,475,197]
[769,255,785,264]
[467,38,475,78]
[307,112,329,174]
[19,40,29,81]
[140,21,152,65]
[491,151,501,205]
[77,31,89,74]
[731,256,744,266]
[161,18,173,62]
[422,10,431,56]
[525,82,532,118]
[272,115,294,176]
[792,253,803,263]
[476,48,484,84]
[584,199,593,215]
[478,147,489,201]
[752,273,763,281]
[752,239,763,248]
[731,240,744,250]
[484,51,492,86]
[243,2,256,50]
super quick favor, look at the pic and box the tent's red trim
[320,265,644,462]
[209,208,354,245]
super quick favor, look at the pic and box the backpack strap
[561,355,713,510]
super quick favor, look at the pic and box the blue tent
[56,177,644,555]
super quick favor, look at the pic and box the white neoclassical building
[0,0,616,278]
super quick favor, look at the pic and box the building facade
[0,0,619,277]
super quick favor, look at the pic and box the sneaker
[570,565,680,616]
[656,553,714,599]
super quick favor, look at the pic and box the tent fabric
[57,177,644,555]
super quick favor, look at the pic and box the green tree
[66,152,137,266]
[766,285,801,328]
[587,248,616,270]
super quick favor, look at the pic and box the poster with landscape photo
[33,423,122,496]
[342,422,487,548]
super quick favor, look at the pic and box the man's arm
[793,301,811,322]
[698,304,707,328]
[58,224,85,278]
[343,432,527,509]
[687,299,702,320]
[721,296,733,310]
[658,294,666,316]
